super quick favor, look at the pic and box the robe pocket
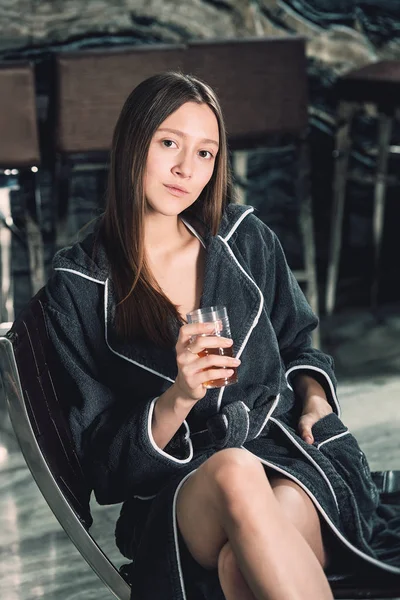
[311,413,380,517]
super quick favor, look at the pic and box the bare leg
[218,541,256,600]
[269,475,329,567]
[176,448,333,600]
[217,473,330,600]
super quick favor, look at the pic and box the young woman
[45,72,400,600]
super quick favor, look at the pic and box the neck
[144,212,188,256]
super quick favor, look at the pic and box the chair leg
[371,111,392,311]
[297,138,320,348]
[54,156,71,251]
[231,150,248,205]
[25,170,45,296]
[0,186,16,328]
[325,101,356,316]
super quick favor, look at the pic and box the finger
[179,353,240,375]
[300,426,314,445]
[177,322,216,346]
[298,417,314,445]
[195,354,240,371]
[189,336,234,354]
[192,368,236,388]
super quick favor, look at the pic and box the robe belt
[190,401,250,451]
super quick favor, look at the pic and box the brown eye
[199,150,213,159]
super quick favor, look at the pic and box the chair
[325,60,400,315]
[0,287,130,599]
[53,43,186,249]
[185,36,320,345]
[1,288,399,598]
[53,38,319,346]
[0,61,45,332]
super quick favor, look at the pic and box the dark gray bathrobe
[45,204,400,599]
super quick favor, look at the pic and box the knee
[204,449,264,486]
[203,448,271,506]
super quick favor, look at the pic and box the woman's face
[144,101,219,216]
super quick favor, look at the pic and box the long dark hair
[100,71,233,347]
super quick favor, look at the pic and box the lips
[164,184,189,195]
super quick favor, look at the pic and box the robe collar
[54,206,263,385]
[105,206,262,383]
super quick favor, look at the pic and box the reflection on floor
[0,303,399,599]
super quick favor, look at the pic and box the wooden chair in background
[0,61,44,333]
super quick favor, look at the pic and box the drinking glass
[186,306,238,389]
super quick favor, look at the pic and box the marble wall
[1,0,400,315]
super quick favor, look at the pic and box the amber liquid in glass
[198,346,238,388]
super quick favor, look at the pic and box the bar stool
[54,44,186,249]
[186,36,320,345]
[325,60,400,315]
[0,61,43,333]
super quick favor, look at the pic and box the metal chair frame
[0,334,131,599]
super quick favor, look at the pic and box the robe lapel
[201,235,262,359]
[105,278,178,383]
[103,228,262,389]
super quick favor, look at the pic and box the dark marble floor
[0,303,399,599]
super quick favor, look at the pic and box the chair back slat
[7,287,92,528]
[56,44,186,153]
[186,36,308,148]
[55,36,308,155]
[0,61,40,167]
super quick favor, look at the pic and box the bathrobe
[44,203,400,599]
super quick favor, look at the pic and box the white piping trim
[317,431,350,450]
[173,470,198,600]
[216,386,225,412]
[103,279,175,383]
[239,400,250,412]
[243,447,400,576]
[147,398,193,464]
[238,401,250,440]
[254,393,281,439]
[222,206,254,242]
[216,235,265,411]
[54,267,106,285]
[270,417,340,512]
[285,365,341,417]
[180,218,206,248]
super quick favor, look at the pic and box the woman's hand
[174,322,241,404]
[298,395,333,445]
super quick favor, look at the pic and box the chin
[148,198,195,217]
[148,205,183,218]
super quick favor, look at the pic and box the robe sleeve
[44,272,193,505]
[267,230,339,414]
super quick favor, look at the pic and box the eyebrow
[157,127,219,148]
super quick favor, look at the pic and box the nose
[172,151,193,178]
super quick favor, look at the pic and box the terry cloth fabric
[44,204,400,599]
